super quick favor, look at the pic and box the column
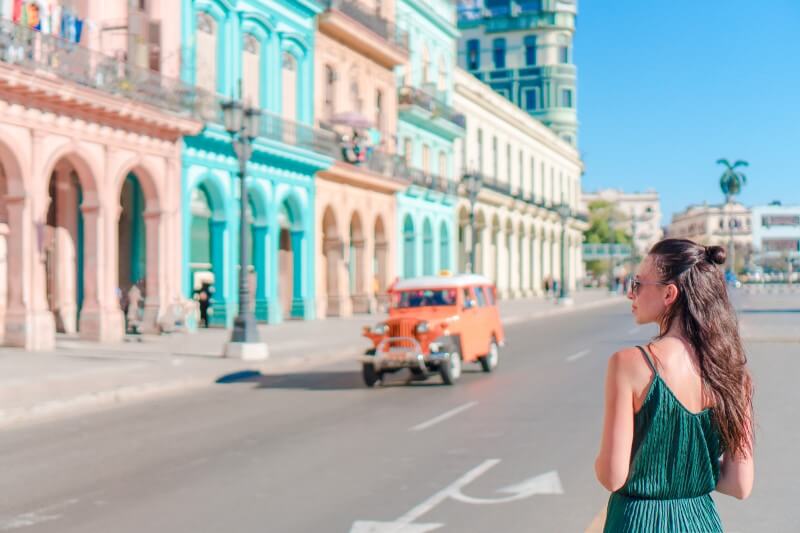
[253,225,268,321]
[290,229,309,319]
[351,236,369,313]
[141,210,163,333]
[209,219,227,326]
[374,241,388,311]
[53,169,78,333]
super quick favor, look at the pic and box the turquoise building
[396,0,465,278]
[180,0,334,325]
[457,0,578,146]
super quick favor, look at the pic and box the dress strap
[636,345,658,376]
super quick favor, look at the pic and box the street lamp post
[222,94,268,360]
[555,203,573,305]
[462,170,483,274]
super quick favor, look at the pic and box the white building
[751,204,800,260]
[452,67,585,297]
[581,189,663,258]
[666,202,752,267]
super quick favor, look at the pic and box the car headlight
[416,321,430,334]
[370,323,388,335]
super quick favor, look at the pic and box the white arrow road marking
[349,521,443,533]
[565,349,590,363]
[350,459,563,532]
[410,401,478,432]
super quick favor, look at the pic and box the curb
[0,296,623,429]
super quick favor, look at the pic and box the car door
[457,286,478,361]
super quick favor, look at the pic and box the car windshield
[392,289,457,308]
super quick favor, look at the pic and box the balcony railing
[398,85,466,129]
[482,177,512,195]
[409,168,458,196]
[0,18,203,119]
[325,0,409,52]
[330,136,411,182]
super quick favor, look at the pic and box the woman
[595,239,754,532]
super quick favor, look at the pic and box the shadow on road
[214,369,483,390]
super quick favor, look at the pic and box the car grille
[388,319,417,349]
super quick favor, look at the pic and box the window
[438,151,447,178]
[492,38,506,69]
[559,46,570,64]
[422,45,430,84]
[350,78,361,111]
[549,167,554,206]
[324,66,336,119]
[403,138,413,165]
[506,143,512,184]
[422,144,430,173]
[561,88,573,108]
[530,157,536,199]
[524,88,538,110]
[492,136,498,178]
[467,39,480,70]
[519,150,524,193]
[524,35,537,66]
[437,57,447,92]
[477,128,484,173]
[195,12,217,92]
[484,285,496,305]
[474,286,487,307]
[242,34,261,105]
[282,52,297,121]
[375,89,384,131]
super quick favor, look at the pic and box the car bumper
[360,337,451,372]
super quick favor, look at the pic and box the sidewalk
[0,289,623,428]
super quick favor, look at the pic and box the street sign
[582,243,632,260]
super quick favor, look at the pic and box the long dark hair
[649,238,754,457]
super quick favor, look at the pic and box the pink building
[314,0,409,316]
[0,2,202,350]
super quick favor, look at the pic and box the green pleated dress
[604,346,724,533]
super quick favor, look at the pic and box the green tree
[583,200,632,277]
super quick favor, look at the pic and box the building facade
[456,0,578,146]
[751,204,800,260]
[395,0,464,279]
[0,2,203,350]
[666,202,752,269]
[453,68,584,297]
[581,188,663,258]
[313,0,409,317]
[177,0,335,325]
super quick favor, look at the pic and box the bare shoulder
[607,346,651,382]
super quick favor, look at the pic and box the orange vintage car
[360,273,505,387]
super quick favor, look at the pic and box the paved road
[0,293,796,532]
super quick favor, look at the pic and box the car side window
[463,288,475,309]
[474,286,487,307]
[484,285,496,306]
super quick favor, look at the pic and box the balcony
[398,85,465,140]
[408,168,458,196]
[0,18,202,134]
[482,176,512,196]
[320,0,409,67]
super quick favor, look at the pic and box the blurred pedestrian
[595,239,754,531]
[197,282,212,328]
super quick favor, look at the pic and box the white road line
[565,349,590,363]
[0,499,79,530]
[410,401,478,432]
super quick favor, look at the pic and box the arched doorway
[188,182,227,326]
[322,206,343,317]
[422,218,434,275]
[246,187,269,322]
[44,167,84,334]
[474,210,486,275]
[373,216,388,309]
[490,215,500,283]
[278,194,305,320]
[402,215,415,279]
[118,174,146,329]
[349,212,367,313]
[439,221,450,271]
[505,220,513,296]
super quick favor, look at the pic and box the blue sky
[575,0,800,224]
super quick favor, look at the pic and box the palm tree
[716,159,749,275]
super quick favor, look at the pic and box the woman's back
[604,344,724,532]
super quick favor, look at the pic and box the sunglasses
[629,276,669,295]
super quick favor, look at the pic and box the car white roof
[391,274,494,291]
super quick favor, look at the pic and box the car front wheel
[439,350,462,385]
[363,363,382,387]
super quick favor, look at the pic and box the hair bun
[705,245,727,265]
